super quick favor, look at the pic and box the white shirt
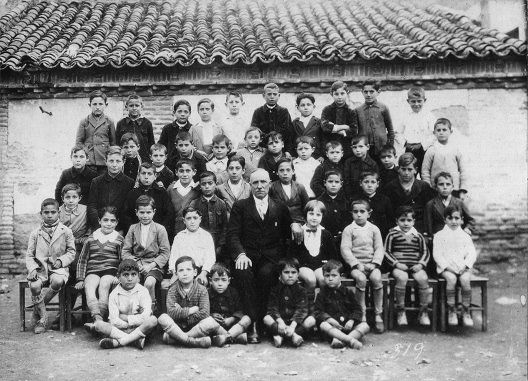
[108,283,152,330]
[393,226,419,236]
[206,157,228,173]
[433,225,477,274]
[223,114,246,150]
[442,195,452,207]
[253,195,269,219]
[299,115,313,128]
[155,165,165,173]
[395,109,437,156]
[173,180,197,196]
[93,228,119,244]
[202,121,214,146]
[293,157,319,198]
[228,180,243,197]
[281,183,292,199]
[303,225,322,257]
[140,223,151,247]
[169,228,216,273]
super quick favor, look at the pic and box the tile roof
[0,0,525,71]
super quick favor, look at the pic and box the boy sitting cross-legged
[158,256,227,348]
[208,263,251,345]
[263,258,314,348]
[26,198,76,333]
[96,259,158,350]
[314,259,369,349]
[385,206,431,327]
[121,195,170,315]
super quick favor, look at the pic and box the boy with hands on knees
[263,258,312,348]
[26,198,76,333]
[385,206,431,326]
[96,259,158,350]
[158,256,227,348]
[340,199,385,332]
[208,263,251,345]
[314,260,369,349]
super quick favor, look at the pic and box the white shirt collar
[253,195,269,205]
[394,226,419,236]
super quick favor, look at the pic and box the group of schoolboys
[27,79,476,351]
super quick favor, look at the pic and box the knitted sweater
[166,280,210,329]
[340,221,384,268]
[76,230,124,281]
[421,141,468,191]
[384,228,429,268]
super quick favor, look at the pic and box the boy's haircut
[140,161,155,172]
[361,78,381,91]
[209,262,230,278]
[407,87,425,99]
[197,97,214,111]
[118,258,140,274]
[150,143,167,155]
[398,152,418,169]
[264,131,283,145]
[322,259,343,274]
[351,135,369,146]
[276,157,293,170]
[70,144,88,157]
[434,171,453,185]
[227,155,246,169]
[278,257,300,272]
[359,171,379,181]
[182,205,201,218]
[200,170,217,183]
[136,194,156,210]
[323,169,343,181]
[304,200,327,217]
[434,118,452,130]
[444,204,463,218]
[41,198,59,211]
[212,134,230,147]
[351,199,371,210]
[226,91,244,102]
[244,126,263,139]
[330,81,347,93]
[395,205,415,219]
[61,183,82,198]
[175,131,192,144]
[105,146,124,159]
[263,83,279,92]
[325,141,343,152]
[98,205,118,220]
[296,135,315,148]
[89,90,107,104]
[379,144,396,157]
[296,92,315,106]
[125,93,142,105]
[173,99,192,113]
[120,132,139,146]
[175,255,197,270]
[176,158,196,171]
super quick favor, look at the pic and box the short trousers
[141,267,164,284]
[30,271,69,287]
[86,269,118,278]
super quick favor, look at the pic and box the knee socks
[373,287,383,315]
[461,290,471,309]
[87,298,102,321]
[395,286,406,309]
[32,293,46,319]
[446,289,456,307]
[99,301,109,320]
[228,318,250,339]
[43,286,61,305]
[355,288,366,319]
[418,287,430,309]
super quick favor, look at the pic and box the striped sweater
[76,230,124,281]
[384,228,429,268]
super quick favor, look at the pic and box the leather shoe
[248,322,261,344]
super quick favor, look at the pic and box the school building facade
[0,0,526,274]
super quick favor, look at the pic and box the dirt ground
[0,260,526,381]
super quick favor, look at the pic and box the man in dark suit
[227,169,302,343]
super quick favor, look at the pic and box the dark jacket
[383,179,436,234]
[350,192,393,240]
[116,117,155,162]
[310,159,345,198]
[317,192,351,240]
[75,114,116,166]
[379,166,398,190]
[208,286,244,321]
[251,105,293,152]
[343,155,379,197]
[424,195,475,239]
[55,166,98,205]
[355,101,395,155]
[258,151,289,183]
[155,166,176,189]
[291,116,324,158]
[226,196,293,264]
[314,283,363,325]
[167,150,207,183]
[269,181,309,224]
[321,102,358,158]
[190,194,228,249]
[86,171,135,231]
[158,121,192,159]
[267,282,308,325]
[288,228,338,270]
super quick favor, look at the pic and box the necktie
[258,202,265,220]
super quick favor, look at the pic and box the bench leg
[431,285,437,333]
[481,284,488,332]
[439,284,446,332]
[388,281,395,330]
[59,288,66,332]
[383,282,389,330]
[19,283,26,332]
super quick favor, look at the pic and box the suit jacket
[158,121,192,159]
[251,105,293,152]
[226,196,293,264]
[121,222,170,270]
[343,155,379,197]
[116,117,155,162]
[291,116,324,158]
[26,223,76,280]
[189,123,224,157]
[424,195,475,238]
[269,181,309,223]
[55,166,98,206]
[216,181,252,217]
[383,179,436,234]
[75,114,116,166]
[320,102,358,157]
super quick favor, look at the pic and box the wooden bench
[19,280,66,332]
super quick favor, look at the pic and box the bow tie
[305,228,317,233]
